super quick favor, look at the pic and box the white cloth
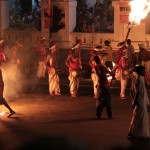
[49,69,60,94]
[129,76,150,138]
[68,71,79,95]
[120,70,128,97]
[36,61,46,78]
[142,60,150,85]
[91,73,99,96]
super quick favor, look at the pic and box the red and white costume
[89,50,103,98]
[65,52,81,97]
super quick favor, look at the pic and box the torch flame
[129,0,150,25]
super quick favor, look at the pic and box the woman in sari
[128,65,150,140]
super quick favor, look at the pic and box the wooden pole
[117,25,132,64]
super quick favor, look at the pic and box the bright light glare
[0,111,6,116]
[129,0,150,25]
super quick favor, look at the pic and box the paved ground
[0,79,150,150]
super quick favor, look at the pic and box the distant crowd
[9,0,41,30]
[74,0,114,33]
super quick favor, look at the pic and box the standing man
[117,39,135,100]
[36,36,47,78]
[65,49,81,98]
[94,55,112,120]
[46,40,61,96]
[104,40,113,70]
[72,39,82,69]
[126,39,135,70]
[89,48,103,98]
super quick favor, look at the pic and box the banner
[119,2,130,23]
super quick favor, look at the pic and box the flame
[107,67,112,82]
[0,111,6,116]
[129,0,150,25]
[107,75,112,82]
[112,62,115,67]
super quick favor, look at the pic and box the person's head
[34,0,39,5]
[138,43,146,51]
[50,40,56,46]
[133,65,145,77]
[40,36,46,42]
[90,49,97,56]
[69,49,77,55]
[76,39,82,45]
[94,55,100,64]
[104,40,110,46]
[0,39,4,46]
[14,0,19,6]
[127,39,131,45]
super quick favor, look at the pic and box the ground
[0,79,150,150]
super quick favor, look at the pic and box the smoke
[1,45,39,99]
[2,63,24,98]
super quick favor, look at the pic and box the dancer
[0,64,15,117]
[65,48,81,97]
[116,39,135,100]
[89,48,103,98]
[46,40,61,96]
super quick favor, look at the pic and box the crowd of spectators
[74,0,114,33]
[9,0,41,30]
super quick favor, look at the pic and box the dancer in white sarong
[128,66,150,140]
[65,39,82,97]
[89,48,103,98]
[65,49,81,97]
[46,40,61,96]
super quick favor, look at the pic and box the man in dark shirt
[94,55,112,119]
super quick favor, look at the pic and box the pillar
[52,0,77,48]
[0,0,9,38]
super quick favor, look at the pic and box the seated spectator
[10,1,23,15]
[13,14,22,28]
[94,0,103,17]
[86,7,94,26]
[85,24,92,33]
[32,0,41,16]
[22,13,31,28]
[92,16,101,32]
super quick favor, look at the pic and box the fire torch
[117,0,150,64]
[111,0,150,85]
